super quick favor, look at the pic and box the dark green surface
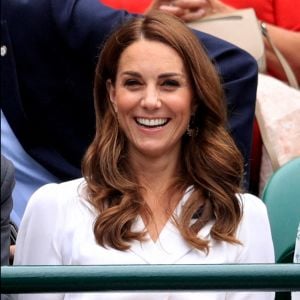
[262,157,300,263]
[1,264,300,294]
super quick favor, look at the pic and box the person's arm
[1,156,15,300]
[263,24,300,83]
[13,183,64,300]
[236,194,274,263]
[226,194,275,299]
[13,185,64,265]
[150,0,234,20]
[1,155,15,267]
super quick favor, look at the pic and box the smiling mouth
[135,117,169,128]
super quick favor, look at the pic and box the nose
[141,86,161,110]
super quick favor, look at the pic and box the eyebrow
[120,71,185,79]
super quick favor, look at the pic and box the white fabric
[256,74,300,195]
[292,223,300,300]
[13,178,275,300]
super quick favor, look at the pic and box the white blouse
[13,178,275,300]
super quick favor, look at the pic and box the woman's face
[107,39,193,159]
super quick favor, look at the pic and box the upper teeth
[136,118,168,127]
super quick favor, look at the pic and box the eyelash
[123,79,181,89]
[124,79,141,86]
[162,80,180,87]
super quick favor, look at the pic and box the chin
[136,144,177,159]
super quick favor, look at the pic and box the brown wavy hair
[82,11,244,252]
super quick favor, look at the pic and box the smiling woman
[87,11,245,249]
[106,39,193,161]
[13,11,274,300]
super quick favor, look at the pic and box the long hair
[82,11,244,251]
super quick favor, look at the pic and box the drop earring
[186,123,193,137]
[186,114,198,137]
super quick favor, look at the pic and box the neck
[130,150,181,194]
[128,150,185,242]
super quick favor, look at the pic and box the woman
[13,12,274,299]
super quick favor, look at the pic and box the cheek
[114,89,138,114]
[168,92,193,117]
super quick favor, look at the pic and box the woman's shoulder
[26,178,87,213]
[235,192,271,235]
[32,177,85,198]
[237,193,267,216]
[235,193,270,233]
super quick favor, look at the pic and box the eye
[161,79,180,89]
[124,79,142,87]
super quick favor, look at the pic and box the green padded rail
[1,264,300,294]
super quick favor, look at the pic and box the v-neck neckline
[128,186,214,264]
[81,182,215,263]
[140,186,194,243]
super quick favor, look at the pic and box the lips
[135,117,169,128]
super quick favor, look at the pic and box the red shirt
[101,0,300,31]
[101,0,150,13]
[222,0,300,31]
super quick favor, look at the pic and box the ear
[106,79,117,113]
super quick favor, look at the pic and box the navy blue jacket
[1,0,258,187]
